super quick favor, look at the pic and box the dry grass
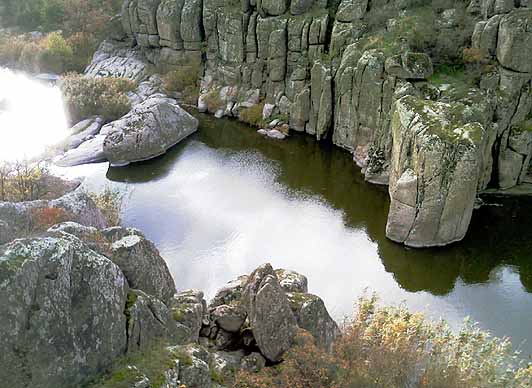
[235,295,532,388]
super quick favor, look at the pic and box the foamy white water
[0,68,69,161]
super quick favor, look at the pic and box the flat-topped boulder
[386,96,485,247]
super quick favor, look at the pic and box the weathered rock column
[386,96,485,247]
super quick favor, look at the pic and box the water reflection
[0,68,68,161]
[61,113,532,355]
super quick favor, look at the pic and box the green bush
[38,31,74,73]
[60,74,136,123]
[239,103,266,128]
[203,89,225,113]
[162,57,201,105]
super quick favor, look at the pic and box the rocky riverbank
[0,213,339,387]
[65,0,531,248]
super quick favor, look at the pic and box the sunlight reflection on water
[0,68,69,161]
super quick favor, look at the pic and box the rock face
[107,0,532,247]
[0,234,129,388]
[102,96,199,166]
[386,96,485,247]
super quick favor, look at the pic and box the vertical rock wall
[112,0,532,247]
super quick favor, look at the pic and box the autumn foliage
[234,296,532,388]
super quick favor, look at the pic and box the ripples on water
[0,68,68,162]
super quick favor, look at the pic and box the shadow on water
[106,113,532,297]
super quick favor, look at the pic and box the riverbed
[54,113,532,357]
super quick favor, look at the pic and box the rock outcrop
[386,96,485,247]
[242,264,299,362]
[102,95,199,166]
[0,188,106,245]
[0,207,339,388]
[0,234,129,388]
[72,0,532,247]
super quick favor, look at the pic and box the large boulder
[497,9,532,73]
[85,40,152,82]
[386,96,485,247]
[110,231,176,303]
[286,292,340,351]
[102,96,199,166]
[0,234,128,387]
[125,289,197,352]
[170,290,207,343]
[242,264,298,362]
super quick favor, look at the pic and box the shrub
[31,207,71,231]
[61,74,136,123]
[235,296,532,388]
[39,31,74,73]
[162,57,201,105]
[0,36,26,67]
[88,187,123,227]
[202,89,225,113]
[239,103,265,128]
[66,32,97,72]
[87,341,184,388]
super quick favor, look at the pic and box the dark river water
[56,114,532,358]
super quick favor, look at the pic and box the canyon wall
[106,0,532,247]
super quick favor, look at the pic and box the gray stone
[275,268,308,293]
[497,10,532,73]
[110,232,176,303]
[211,304,247,333]
[386,96,485,247]
[385,52,433,80]
[286,292,340,351]
[242,263,298,362]
[102,96,198,166]
[0,234,128,387]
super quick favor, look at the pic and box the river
[54,115,532,357]
[3,69,532,357]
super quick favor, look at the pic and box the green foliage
[239,103,265,128]
[235,296,532,388]
[87,342,181,388]
[2,0,122,35]
[363,2,474,65]
[60,74,136,123]
[429,64,480,100]
[0,160,68,202]
[162,57,201,105]
[203,89,224,113]
[0,30,95,73]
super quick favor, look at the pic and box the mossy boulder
[386,96,485,247]
[0,234,128,387]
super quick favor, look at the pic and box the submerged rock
[102,96,199,166]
